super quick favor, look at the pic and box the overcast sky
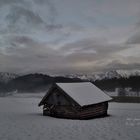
[0,0,140,74]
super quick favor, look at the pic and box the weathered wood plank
[43,102,108,119]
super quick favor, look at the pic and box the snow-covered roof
[56,82,112,106]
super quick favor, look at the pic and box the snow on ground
[0,94,140,140]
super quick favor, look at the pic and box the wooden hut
[38,82,112,119]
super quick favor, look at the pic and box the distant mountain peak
[0,72,18,83]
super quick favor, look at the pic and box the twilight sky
[0,0,140,74]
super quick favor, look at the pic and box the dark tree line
[94,76,140,92]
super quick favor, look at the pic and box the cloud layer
[0,0,140,74]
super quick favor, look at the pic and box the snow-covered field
[0,94,140,140]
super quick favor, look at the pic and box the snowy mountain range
[64,70,140,81]
[0,70,140,84]
[0,72,18,83]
